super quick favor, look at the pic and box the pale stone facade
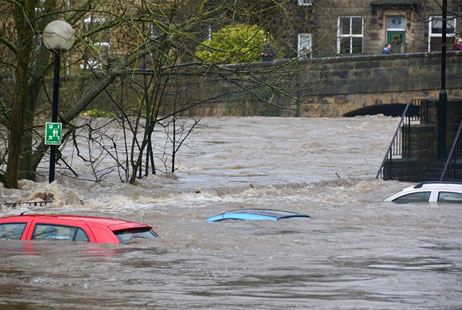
[303,0,462,57]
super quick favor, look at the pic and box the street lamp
[42,20,75,183]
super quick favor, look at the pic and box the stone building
[292,0,461,58]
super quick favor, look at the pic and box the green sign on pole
[45,122,62,145]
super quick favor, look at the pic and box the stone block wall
[179,51,462,117]
[28,51,462,118]
[402,124,437,160]
[420,99,462,151]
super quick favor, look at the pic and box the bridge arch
[342,103,420,117]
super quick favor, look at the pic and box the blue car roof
[205,209,311,222]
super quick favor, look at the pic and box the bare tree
[0,0,324,187]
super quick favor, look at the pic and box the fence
[0,200,52,209]
[376,99,424,179]
[440,120,462,181]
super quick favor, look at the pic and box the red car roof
[0,214,158,244]
[0,214,151,231]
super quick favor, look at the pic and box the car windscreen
[113,228,157,244]
[0,223,27,240]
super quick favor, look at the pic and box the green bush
[82,109,115,118]
[195,24,277,63]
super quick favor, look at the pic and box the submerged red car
[0,214,158,244]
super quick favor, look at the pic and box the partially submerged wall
[13,51,461,118]
[165,51,462,117]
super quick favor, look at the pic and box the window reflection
[393,192,431,203]
[32,224,89,242]
[0,223,27,240]
[438,192,462,203]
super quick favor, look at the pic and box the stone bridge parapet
[182,51,462,117]
[8,51,460,118]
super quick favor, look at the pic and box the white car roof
[384,182,462,201]
[413,182,462,190]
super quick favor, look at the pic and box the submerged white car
[384,182,462,203]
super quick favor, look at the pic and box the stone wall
[22,51,462,118]
[309,1,461,56]
[181,51,462,117]
[302,51,462,117]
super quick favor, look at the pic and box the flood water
[1,116,461,309]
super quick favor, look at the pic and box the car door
[28,220,95,242]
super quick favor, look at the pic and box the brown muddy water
[0,116,461,309]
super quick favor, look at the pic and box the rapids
[0,116,461,309]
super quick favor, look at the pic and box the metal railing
[440,119,462,181]
[0,200,52,209]
[376,99,423,179]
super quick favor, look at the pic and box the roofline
[1,214,148,228]
[414,181,462,188]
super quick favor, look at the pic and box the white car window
[438,192,462,203]
[393,191,431,203]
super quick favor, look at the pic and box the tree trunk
[18,79,38,181]
[5,1,37,188]
[19,9,56,181]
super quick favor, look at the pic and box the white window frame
[298,0,312,6]
[428,15,457,52]
[337,16,364,55]
[297,33,312,58]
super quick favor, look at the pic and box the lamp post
[42,20,75,183]
[437,0,448,159]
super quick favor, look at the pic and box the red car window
[32,224,89,242]
[0,223,27,240]
[75,228,89,242]
[0,215,157,244]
